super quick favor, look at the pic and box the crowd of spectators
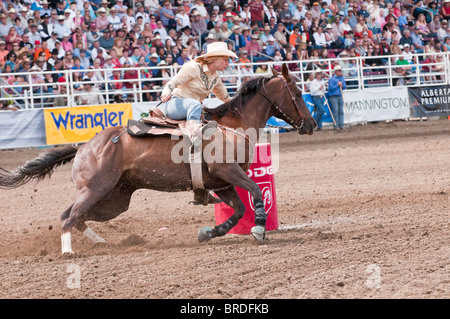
[0,0,448,108]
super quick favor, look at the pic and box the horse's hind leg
[60,183,134,254]
[60,188,112,255]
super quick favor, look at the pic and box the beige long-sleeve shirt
[161,60,230,102]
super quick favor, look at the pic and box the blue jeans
[328,95,344,129]
[311,96,325,129]
[158,96,202,121]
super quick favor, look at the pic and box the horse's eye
[296,93,302,97]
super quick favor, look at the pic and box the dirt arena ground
[0,119,448,300]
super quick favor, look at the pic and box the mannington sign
[342,87,410,123]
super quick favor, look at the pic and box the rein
[258,75,305,131]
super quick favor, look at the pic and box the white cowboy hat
[195,42,238,60]
[314,68,323,75]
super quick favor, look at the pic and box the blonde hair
[195,55,226,65]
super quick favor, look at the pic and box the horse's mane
[204,74,277,118]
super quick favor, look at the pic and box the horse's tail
[0,146,78,189]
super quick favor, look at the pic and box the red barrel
[214,143,279,234]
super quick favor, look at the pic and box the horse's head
[270,64,316,135]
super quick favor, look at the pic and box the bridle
[258,75,305,131]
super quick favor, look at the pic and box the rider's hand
[161,95,172,103]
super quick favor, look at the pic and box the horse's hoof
[251,226,266,244]
[198,226,213,243]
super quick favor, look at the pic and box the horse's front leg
[199,163,267,243]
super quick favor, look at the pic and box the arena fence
[0,52,449,150]
[0,51,449,109]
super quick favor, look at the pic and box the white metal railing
[0,51,448,109]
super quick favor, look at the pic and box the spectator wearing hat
[324,24,339,48]
[146,52,159,74]
[26,22,41,46]
[45,30,58,51]
[411,26,424,53]
[38,0,51,17]
[260,25,272,44]
[245,32,262,60]
[264,35,279,57]
[328,65,347,131]
[6,8,17,26]
[346,9,357,30]
[59,32,72,52]
[18,8,30,30]
[86,23,101,49]
[54,15,70,40]
[402,43,415,65]
[309,68,326,131]
[180,25,194,47]
[293,3,305,21]
[229,25,246,51]
[238,49,250,64]
[94,8,109,31]
[191,11,208,41]
[80,49,91,70]
[239,3,251,26]
[38,13,53,41]
[310,2,321,19]
[441,0,450,20]
[34,40,51,62]
[436,20,448,43]
[98,28,114,50]
[135,3,149,23]
[107,7,121,31]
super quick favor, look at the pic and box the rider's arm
[161,62,196,98]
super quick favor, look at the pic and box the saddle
[127,108,185,137]
[126,107,209,192]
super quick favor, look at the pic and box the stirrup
[191,121,218,148]
[201,121,218,138]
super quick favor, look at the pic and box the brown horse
[0,64,316,255]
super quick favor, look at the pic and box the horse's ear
[271,66,279,76]
[281,63,291,82]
